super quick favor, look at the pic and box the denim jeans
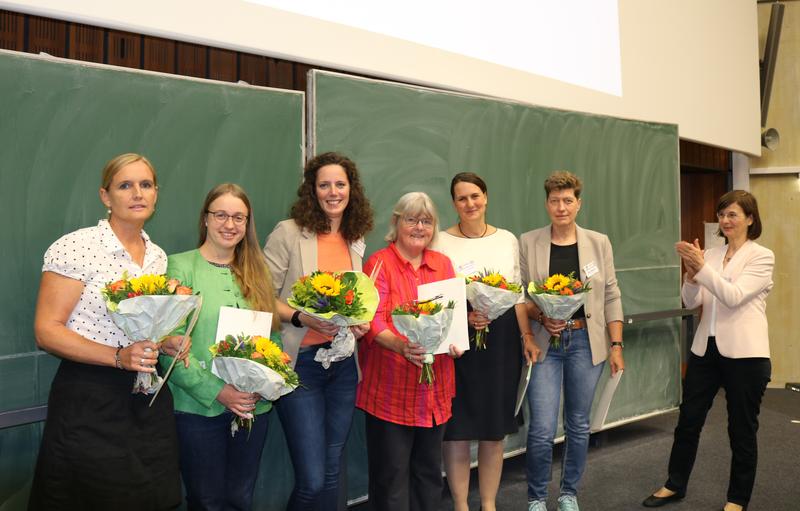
[276,348,358,511]
[174,409,269,511]
[526,328,604,501]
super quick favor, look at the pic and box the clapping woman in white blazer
[643,190,774,511]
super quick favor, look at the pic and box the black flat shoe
[642,492,685,507]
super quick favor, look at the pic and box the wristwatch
[610,341,624,349]
[291,310,303,328]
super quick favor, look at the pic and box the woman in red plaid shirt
[357,192,463,511]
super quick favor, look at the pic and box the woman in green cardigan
[160,183,282,510]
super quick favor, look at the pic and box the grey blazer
[519,224,623,366]
[263,219,364,368]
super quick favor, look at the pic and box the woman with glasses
[161,183,281,510]
[30,153,188,510]
[520,171,625,511]
[643,191,773,511]
[358,192,462,511]
[434,173,539,511]
[263,152,374,510]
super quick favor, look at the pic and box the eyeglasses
[207,210,248,225]
[716,212,743,221]
[402,216,434,228]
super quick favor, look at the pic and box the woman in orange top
[264,152,374,510]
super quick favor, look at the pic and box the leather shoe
[642,492,685,507]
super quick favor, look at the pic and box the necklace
[208,260,232,269]
[458,222,488,238]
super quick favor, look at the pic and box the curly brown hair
[289,152,374,243]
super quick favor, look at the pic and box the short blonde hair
[101,153,157,190]
[385,192,439,245]
[544,170,582,199]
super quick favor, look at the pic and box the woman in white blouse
[643,190,773,511]
[435,172,539,511]
[29,154,189,510]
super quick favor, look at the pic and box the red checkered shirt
[356,243,456,427]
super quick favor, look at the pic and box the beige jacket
[263,219,364,368]
[519,224,624,366]
[682,240,773,359]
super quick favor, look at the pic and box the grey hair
[384,192,439,245]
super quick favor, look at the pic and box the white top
[433,228,524,304]
[42,219,167,348]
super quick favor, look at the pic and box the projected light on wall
[246,0,623,96]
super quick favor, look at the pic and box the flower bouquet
[210,334,300,436]
[527,272,591,348]
[465,269,523,349]
[288,271,379,368]
[102,272,200,394]
[391,298,456,384]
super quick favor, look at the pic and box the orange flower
[175,286,193,295]
[572,281,583,290]
[345,289,355,305]
[281,352,292,364]
[109,279,127,293]
[559,287,574,296]
[250,351,264,359]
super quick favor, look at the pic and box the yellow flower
[130,274,167,294]
[208,343,219,356]
[310,272,341,297]
[482,273,504,287]
[418,301,437,314]
[544,273,570,291]
[254,336,282,360]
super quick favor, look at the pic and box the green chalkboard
[310,70,683,501]
[0,50,304,509]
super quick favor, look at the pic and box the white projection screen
[0,0,761,154]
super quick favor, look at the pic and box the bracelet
[610,341,624,349]
[114,346,124,370]
[521,332,535,339]
[291,310,303,328]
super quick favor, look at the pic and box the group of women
[30,151,773,511]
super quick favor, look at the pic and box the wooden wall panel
[680,139,730,171]
[176,41,206,78]
[268,58,294,89]
[680,171,728,245]
[28,16,67,57]
[293,63,313,92]
[143,36,175,73]
[209,48,236,81]
[239,53,268,86]
[68,24,103,63]
[107,30,141,68]
[0,10,24,51]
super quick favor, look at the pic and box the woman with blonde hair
[162,183,281,510]
[30,153,188,510]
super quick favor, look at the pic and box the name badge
[457,260,477,276]
[583,261,599,279]
[351,239,366,258]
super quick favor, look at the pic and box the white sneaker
[528,500,548,511]
[557,495,580,511]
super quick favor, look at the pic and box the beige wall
[0,0,761,154]
[749,4,800,387]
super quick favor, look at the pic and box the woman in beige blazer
[263,152,374,511]
[520,171,624,511]
[644,190,773,511]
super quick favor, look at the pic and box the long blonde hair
[198,183,280,331]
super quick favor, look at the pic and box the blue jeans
[526,328,604,500]
[175,409,270,511]
[276,348,358,511]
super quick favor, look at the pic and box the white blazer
[683,240,774,359]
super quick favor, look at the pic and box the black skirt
[444,307,524,441]
[29,359,181,511]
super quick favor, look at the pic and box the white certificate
[214,306,273,342]
[417,277,469,354]
[590,369,624,432]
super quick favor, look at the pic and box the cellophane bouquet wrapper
[110,294,200,393]
[288,271,379,369]
[211,357,295,401]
